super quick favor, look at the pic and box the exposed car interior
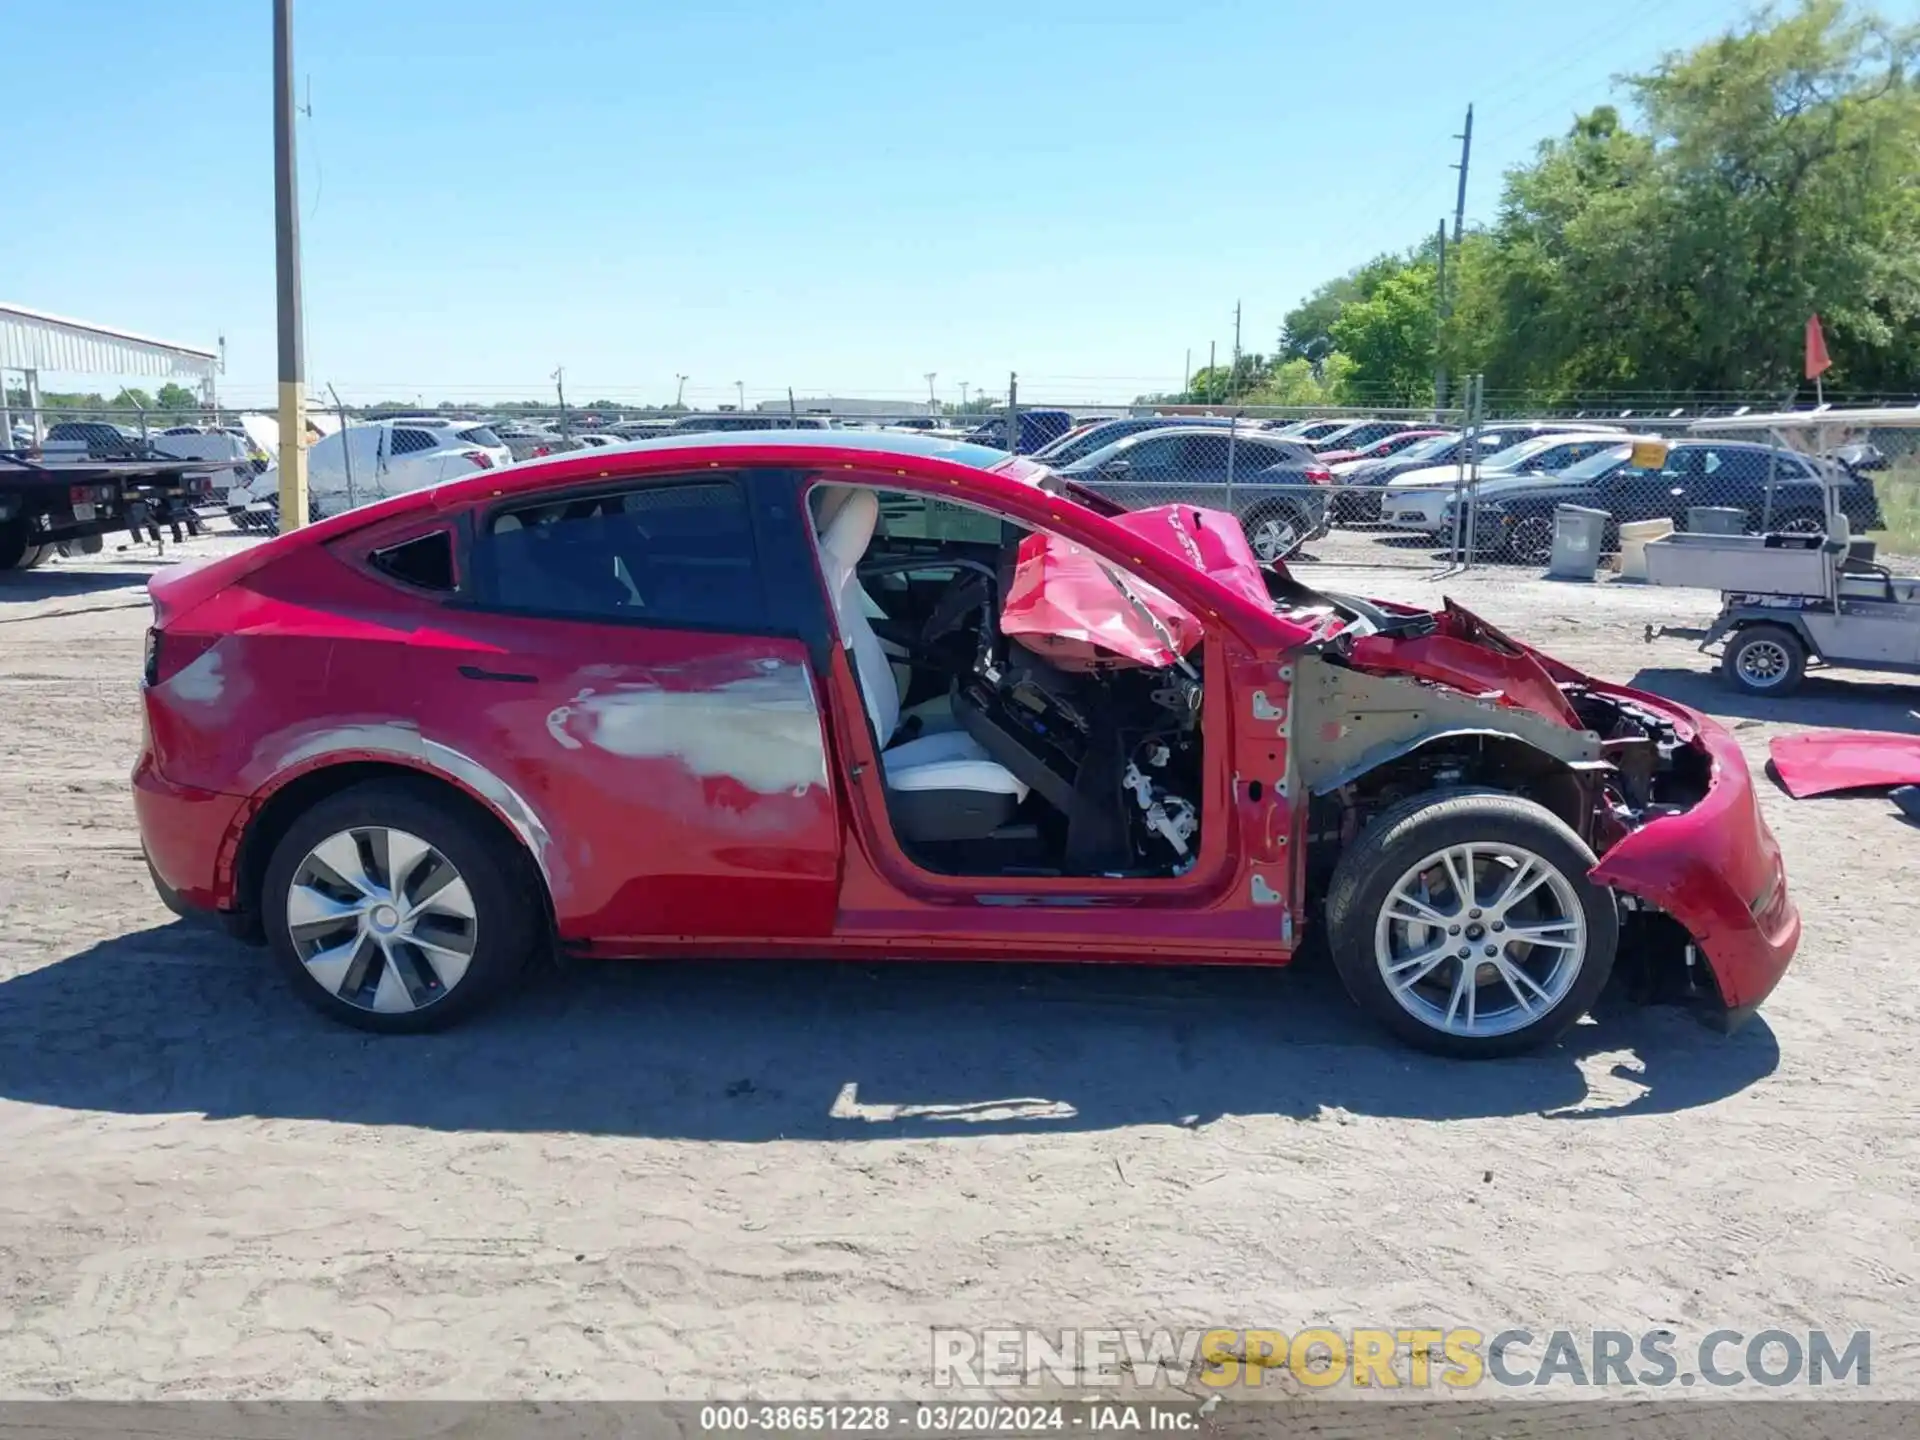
[810,482,1205,879]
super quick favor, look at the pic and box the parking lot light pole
[273,0,309,530]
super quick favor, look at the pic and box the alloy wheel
[1734,638,1792,688]
[285,826,479,1014]
[1508,518,1554,565]
[1250,513,1302,562]
[1373,842,1587,1039]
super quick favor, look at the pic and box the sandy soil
[0,535,1915,1403]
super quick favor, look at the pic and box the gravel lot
[0,534,1915,1403]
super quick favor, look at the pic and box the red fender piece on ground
[1768,729,1920,798]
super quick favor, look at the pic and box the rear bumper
[1589,713,1799,1016]
[132,750,249,925]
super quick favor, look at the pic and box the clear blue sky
[4,0,1804,408]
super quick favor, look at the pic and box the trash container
[1547,504,1609,581]
[1686,506,1745,535]
[1617,517,1675,582]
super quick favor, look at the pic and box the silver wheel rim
[285,826,478,1014]
[1736,638,1791,687]
[1251,513,1300,561]
[1374,842,1587,1039]
[1510,519,1552,564]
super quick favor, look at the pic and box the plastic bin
[1547,504,1609,581]
[1617,517,1675,582]
[1686,506,1746,536]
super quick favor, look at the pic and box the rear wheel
[261,778,541,1033]
[1242,501,1313,563]
[1721,623,1806,697]
[1325,791,1617,1057]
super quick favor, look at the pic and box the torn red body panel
[1000,503,1280,670]
[1769,729,1920,798]
[1345,600,1584,727]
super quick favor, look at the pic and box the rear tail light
[532,445,550,458]
[462,449,494,470]
[1306,466,1333,485]
[69,482,115,505]
[143,628,218,688]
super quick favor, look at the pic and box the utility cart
[1643,408,1919,697]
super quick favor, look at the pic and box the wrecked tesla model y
[134,432,1798,1056]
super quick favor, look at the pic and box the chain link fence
[7,394,1916,571]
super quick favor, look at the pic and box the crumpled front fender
[1589,714,1798,1013]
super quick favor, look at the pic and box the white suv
[238,420,512,522]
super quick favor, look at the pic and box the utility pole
[1434,218,1450,413]
[1231,301,1242,402]
[734,380,744,412]
[1183,348,1191,400]
[1207,340,1216,405]
[674,374,688,409]
[924,371,938,417]
[958,380,970,410]
[552,366,569,436]
[1451,103,1474,246]
[272,0,308,530]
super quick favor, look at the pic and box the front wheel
[0,520,49,572]
[1504,516,1555,566]
[1324,791,1618,1057]
[1721,623,1806,697]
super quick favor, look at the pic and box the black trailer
[0,452,222,571]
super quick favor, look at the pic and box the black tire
[260,777,542,1033]
[0,521,47,572]
[1721,623,1806,697]
[1324,789,1618,1058]
[1504,515,1555,566]
[1771,510,1825,537]
[1241,500,1313,562]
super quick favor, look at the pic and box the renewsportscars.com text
[931,1326,1871,1391]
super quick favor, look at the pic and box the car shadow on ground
[0,566,156,601]
[0,924,1779,1140]
[1628,665,1920,733]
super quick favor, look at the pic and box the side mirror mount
[1104,459,1132,477]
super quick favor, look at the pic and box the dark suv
[1456,441,1884,564]
[43,421,143,457]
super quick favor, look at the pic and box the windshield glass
[1479,436,1562,471]
[1032,423,1123,465]
[1552,444,1634,482]
[1388,434,1456,464]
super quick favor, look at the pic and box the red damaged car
[133,432,1798,1056]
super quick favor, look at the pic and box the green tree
[154,382,201,418]
[1330,262,1440,405]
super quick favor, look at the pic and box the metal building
[1,303,220,443]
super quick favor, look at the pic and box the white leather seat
[816,488,1028,806]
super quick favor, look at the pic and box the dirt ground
[0,533,1915,1403]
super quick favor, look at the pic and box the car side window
[476,478,768,629]
[1182,435,1233,470]
[389,428,437,455]
[1121,437,1178,476]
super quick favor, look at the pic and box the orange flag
[1806,314,1833,381]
